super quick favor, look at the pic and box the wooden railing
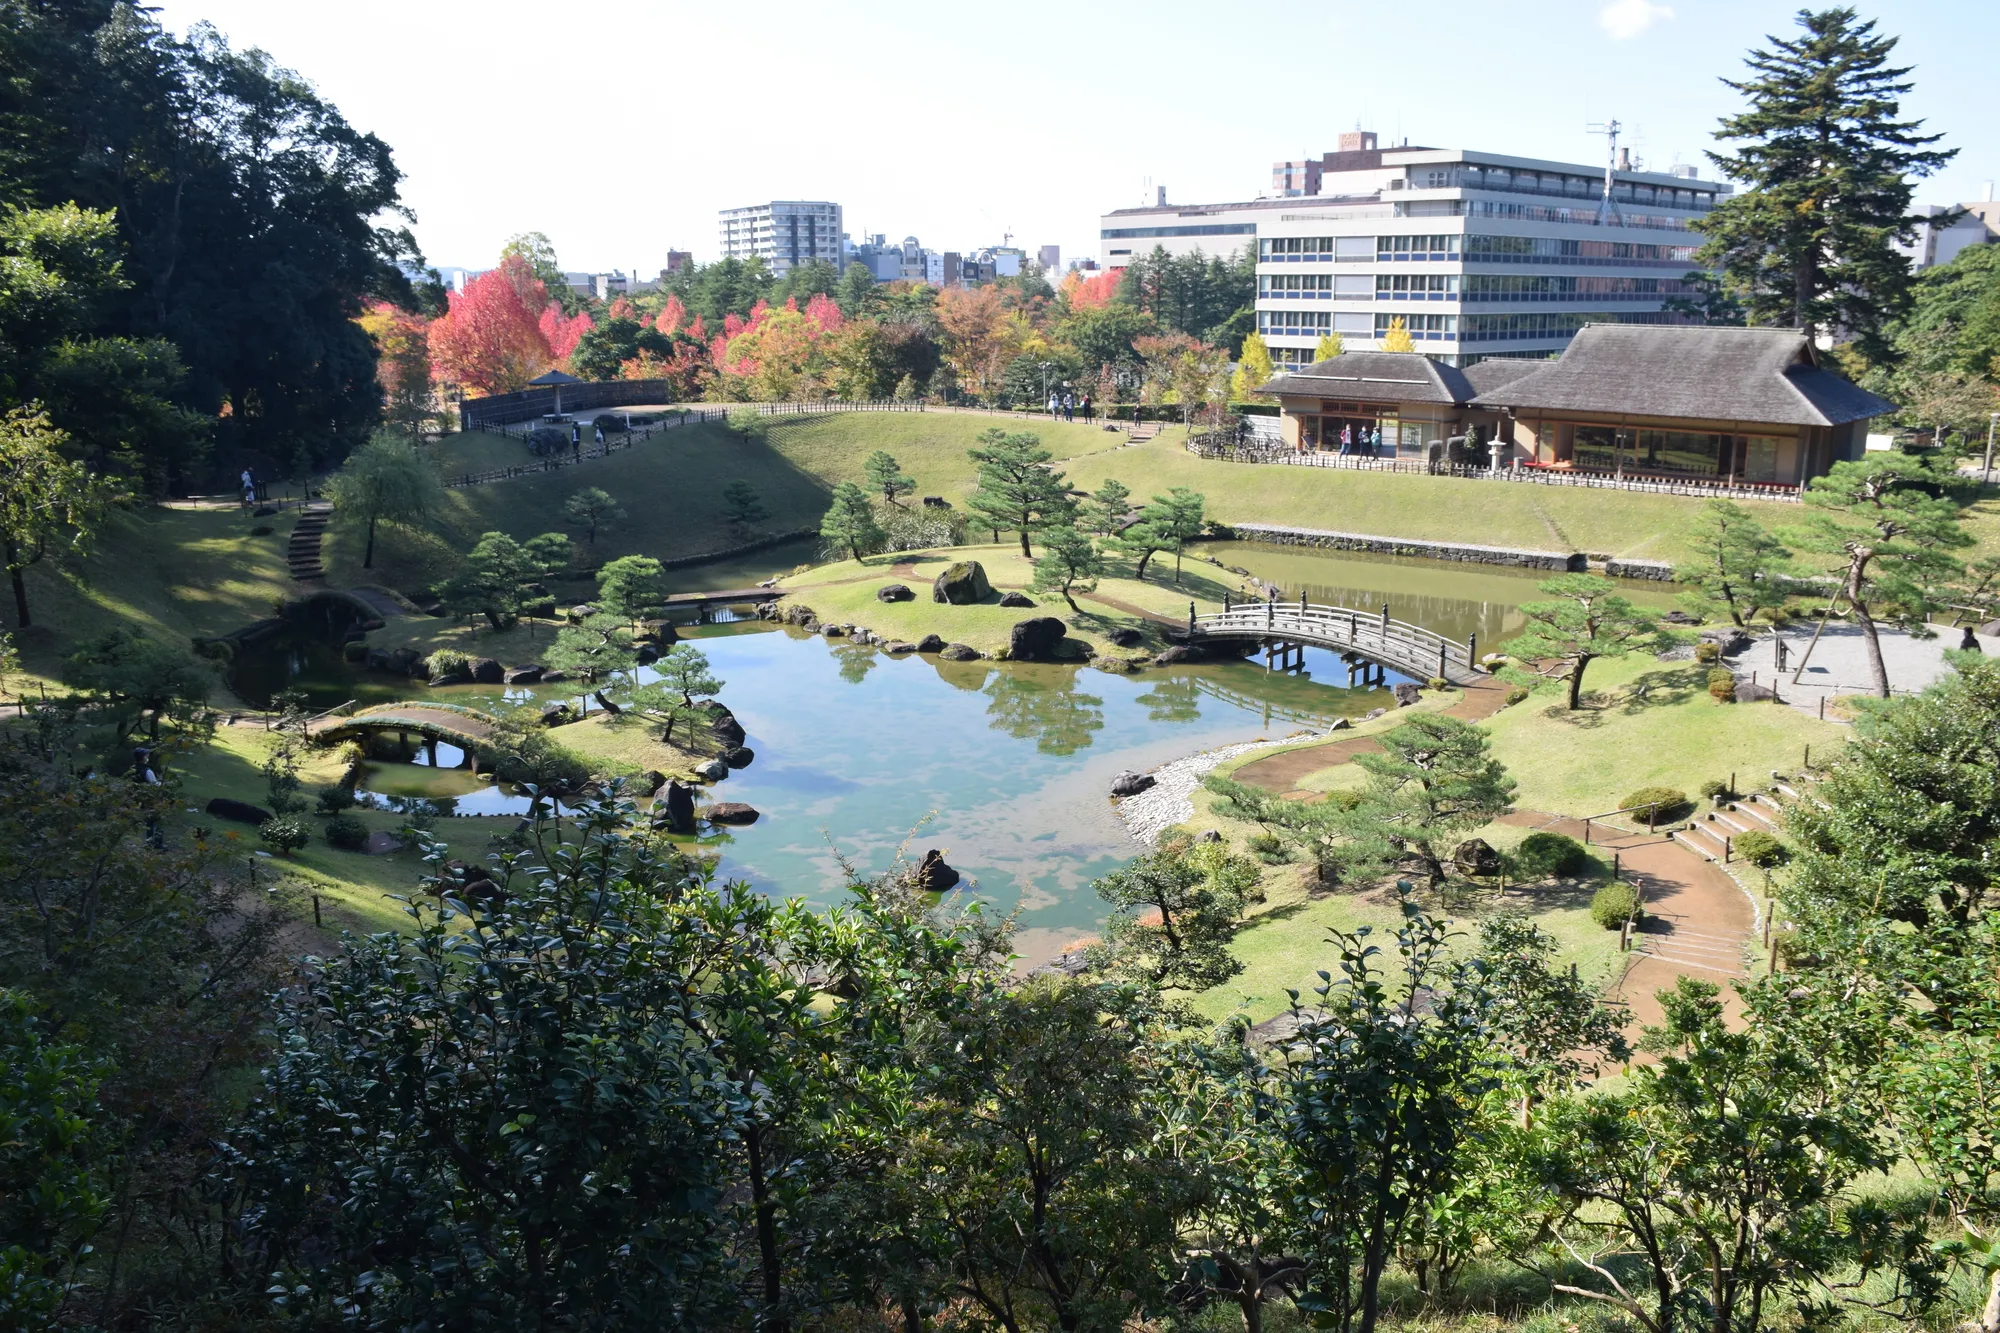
[1193,598,1481,683]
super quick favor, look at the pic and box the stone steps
[288,502,333,581]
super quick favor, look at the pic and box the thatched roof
[1472,325,1894,426]
[1460,358,1548,395]
[1259,351,1474,404]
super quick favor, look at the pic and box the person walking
[570,422,582,462]
[240,467,255,506]
[1081,394,1094,424]
[593,423,605,448]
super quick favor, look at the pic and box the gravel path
[1117,736,1304,845]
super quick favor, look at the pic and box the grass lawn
[1479,653,1843,814]
[778,542,1242,658]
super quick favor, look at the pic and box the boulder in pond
[429,671,472,688]
[694,758,729,782]
[1325,717,1351,731]
[1106,627,1144,648]
[656,780,697,833]
[365,647,393,671]
[469,657,504,684]
[998,590,1036,608]
[540,702,573,727]
[1009,616,1068,662]
[916,634,945,653]
[635,642,660,665]
[1453,838,1503,877]
[540,669,569,683]
[915,849,959,892]
[823,624,845,637]
[341,640,369,663]
[781,602,818,626]
[884,640,918,654]
[703,802,760,825]
[503,665,543,685]
[1153,645,1196,666]
[931,560,992,605]
[938,643,981,661]
[1392,682,1423,707]
[388,647,422,675]
[1110,770,1155,797]
[723,745,755,769]
[876,583,915,603]
[206,796,273,825]
[710,712,746,746]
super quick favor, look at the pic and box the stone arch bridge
[1192,596,1485,687]
[309,703,501,767]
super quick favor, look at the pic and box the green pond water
[231,544,1679,955]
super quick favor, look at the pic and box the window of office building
[1259,236,1336,260]
[1257,309,1333,334]
[1376,274,1458,299]
[1260,273,1334,295]
[1377,234,1459,260]
[1372,313,1455,339]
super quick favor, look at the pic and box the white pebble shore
[1117,735,1310,845]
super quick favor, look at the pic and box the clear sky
[152,0,1999,279]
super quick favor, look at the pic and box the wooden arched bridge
[309,703,501,767]
[1192,595,1485,686]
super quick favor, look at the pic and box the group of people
[1331,423,1386,457]
[566,420,607,459]
[1045,391,1094,423]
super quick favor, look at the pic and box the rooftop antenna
[1585,119,1625,226]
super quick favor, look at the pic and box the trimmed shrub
[1694,641,1721,664]
[1621,786,1691,826]
[1731,829,1788,868]
[1514,831,1590,878]
[1425,676,1449,691]
[315,785,358,815]
[1708,667,1737,702]
[259,815,311,856]
[323,814,369,850]
[1591,881,1643,929]
[1698,777,1734,802]
[425,648,473,678]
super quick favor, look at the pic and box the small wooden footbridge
[1191,594,1485,686]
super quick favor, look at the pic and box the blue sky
[153,0,1999,278]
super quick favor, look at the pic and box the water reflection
[981,672,1106,756]
[833,642,879,684]
[1136,676,1202,724]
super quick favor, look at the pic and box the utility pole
[1585,119,1625,227]
[1984,411,1997,485]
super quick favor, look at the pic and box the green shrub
[259,815,311,856]
[1591,880,1642,929]
[1425,676,1449,691]
[1514,831,1589,878]
[1694,641,1720,663]
[1247,832,1291,864]
[1698,777,1734,802]
[521,596,558,619]
[1731,829,1787,868]
[323,814,369,850]
[1621,786,1691,826]
[1707,667,1737,702]
[726,407,762,437]
[315,785,357,815]
[425,648,473,678]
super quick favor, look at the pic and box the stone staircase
[1125,422,1164,446]
[1669,787,1790,863]
[1632,923,1750,979]
[288,502,333,581]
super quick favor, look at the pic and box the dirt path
[1231,678,1512,794]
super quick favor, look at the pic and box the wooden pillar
[425,736,438,767]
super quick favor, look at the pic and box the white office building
[1097,132,1731,367]
[718,201,844,277]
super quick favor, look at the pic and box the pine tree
[1379,317,1415,354]
[964,429,1072,558]
[862,450,914,507]
[1079,479,1133,538]
[1696,8,1955,356]
[1230,332,1276,400]
[1504,574,1663,710]
[1674,500,1794,627]
[820,482,884,562]
[1030,524,1106,613]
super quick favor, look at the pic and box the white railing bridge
[1191,595,1484,686]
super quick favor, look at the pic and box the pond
[228,542,1681,955]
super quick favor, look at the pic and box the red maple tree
[428,259,552,395]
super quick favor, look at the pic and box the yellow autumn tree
[1379,317,1415,353]
[1313,332,1345,361]
[1230,332,1276,401]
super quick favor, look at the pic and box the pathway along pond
[232,546,1675,958]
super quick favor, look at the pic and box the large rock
[429,670,472,688]
[657,780,696,833]
[931,560,992,605]
[341,640,368,663]
[1106,627,1144,648]
[883,640,918,654]
[540,702,574,727]
[1391,682,1423,707]
[469,657,504,684]
[703,802,760,825]
[388,647,422,676]
[1110,770,1156,797]
[722,745,755,769]
[503,665,544,685]
[694,758,729,782]
[1453,838,1503,876]
[1009,616,1068,662]
[938,643,981,661]
[540,669,569,683]
[635,642,661,665]
[365,647,393,672]
[914,848,959,892]
[1153,645,1197,666]
[1699,627,1754,657]
[916,634,945,653]
[876,583,915,603]
[997,590,1036,608]
[710,711,746,747]
[206,796,272,825]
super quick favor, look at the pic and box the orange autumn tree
[428,255,552,395]
[709,296,845,401]
[936,284,1024,401]
[355,301,436,433]
[1058,269,1120,312]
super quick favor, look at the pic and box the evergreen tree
[964,429,1072,557]
[562,487,624,544]
[1505,574,1663,710]
[1029,523,1105,613]
[0,408,113,628]
[1674,499,1794,626]
[862,450,914,507]
[1079,478,1132,538]
[1695,8,1955,355]
[595,555,665,622]
[819,482,884,562]
[1088,836,1256,995]
[628,643,724,745]
[442,531,568,630]
[1787,453,1972,696]
[721,480,768,532]
[1349,714,1517,895]
[1130,487,1206,582]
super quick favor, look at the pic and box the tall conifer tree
[1695,8,1954,356]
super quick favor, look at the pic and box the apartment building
[1098,131,1731,367]
[718,201,844,277]
[1903,188,1999,270]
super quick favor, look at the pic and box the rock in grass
[998,591,1036,608]
[932,560,992,605]
[877,583,915,603]
[1107,627,1144,648]
[1392,682,1422,707]
[694,759,729,782]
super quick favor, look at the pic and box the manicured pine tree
[964,429,1072,557]
[862,450,914,507]
[721,480,768,532]
[1030,524,1106,613]
[1696,7,1955,356]
[563,486,624,544]
[1674,499,1793,627]
[820,482,884,562]
[1504,574,1662,710]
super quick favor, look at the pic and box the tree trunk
[746,1128,787,1333]
[1019,528,1033,558]
[1978,1263,2000,1333]
[1852,599,1890,698]
[5,534,29,627]
[363,512,377,569]
[1568,653,1594,710]
[1135,548,1156,580]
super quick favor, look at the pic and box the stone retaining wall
[1221,523,1585,572]
[1603,558,1676,581]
